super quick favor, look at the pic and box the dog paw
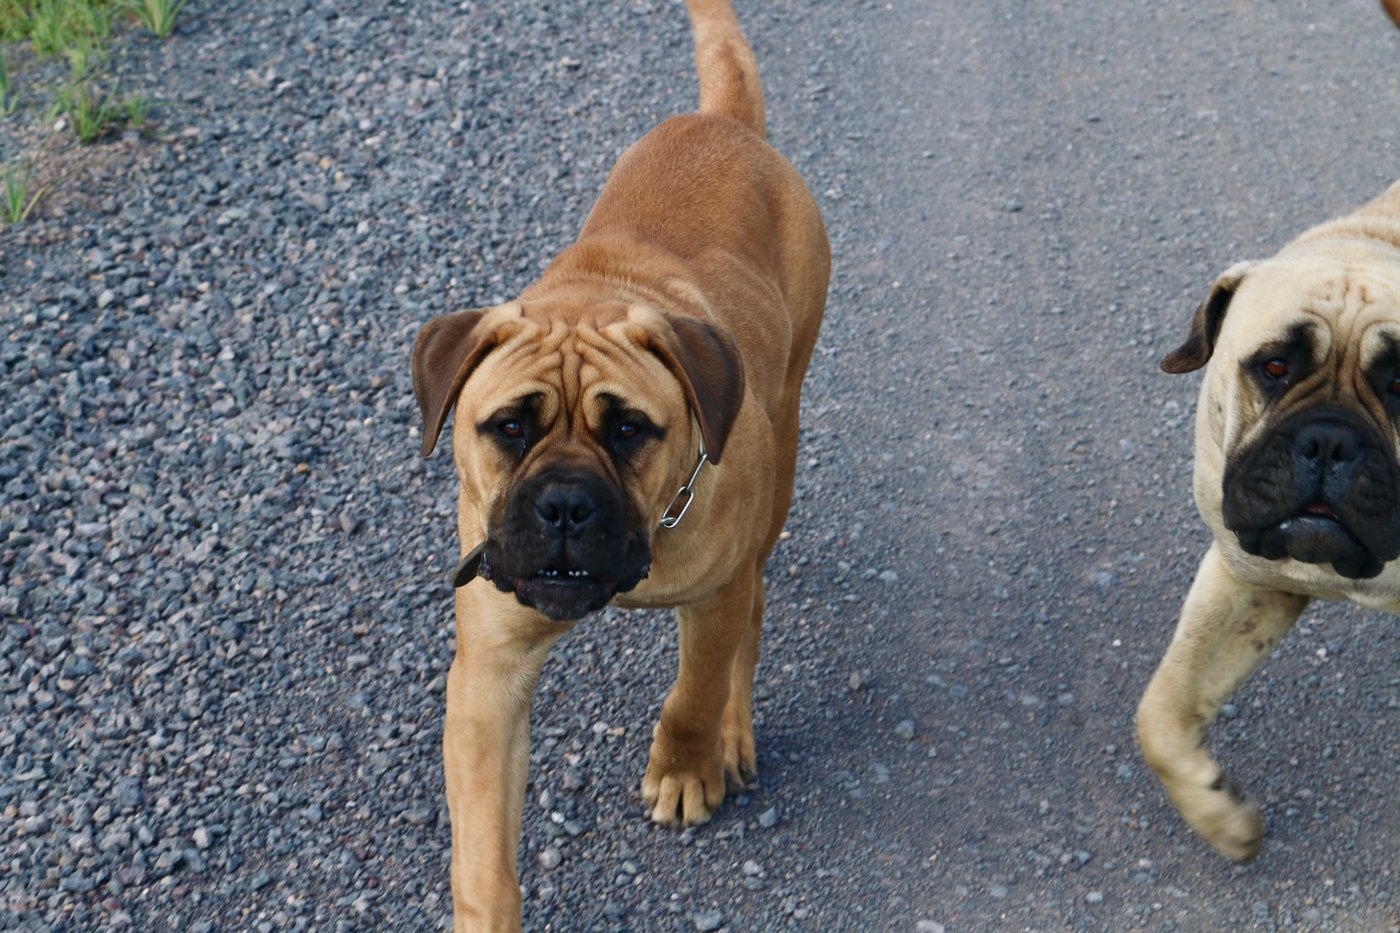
[1179,773,1264,863]
[641,730,726,826]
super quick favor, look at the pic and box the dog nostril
[536,486,598,532]
[1295,423,1360,465]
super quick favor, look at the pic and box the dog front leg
[445,586,563,933]
[1136,543,1308,861]
[642,571,755,826]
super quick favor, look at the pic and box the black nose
[535,483,598,534]
[1294,421,1361,468]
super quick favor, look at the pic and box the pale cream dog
[1140,180,1400,860]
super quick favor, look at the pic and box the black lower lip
[477,537,650,617]
[512,576,617,622]
[1236,515,1385,579]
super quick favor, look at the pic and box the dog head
[1163,244,1400,579]
[412,295,743,621]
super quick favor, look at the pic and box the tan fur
[411,3,828,929]
[1384,0,1400,29]
[1140,180,1400,861]
[686,0,766,135]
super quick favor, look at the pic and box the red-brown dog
[411,2,828,928]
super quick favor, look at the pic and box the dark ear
[411,308,497,457]
[648,315,746,463]
[1160,262,1256,374]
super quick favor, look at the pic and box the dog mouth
[478,550,634,622]
[1219,407,1400,580]
[1235,505,1384,580]
[501,563,623,595]
[1301,501,1337,520]
[510,570,618,622]
[532,567,600,581]
[481,558,614,588]
[476,526,652,622]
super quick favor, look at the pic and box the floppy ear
[411,308,497,457]
[647,315,746,463]
[1160,261,1257,374]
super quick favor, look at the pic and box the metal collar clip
[659,436,709,529]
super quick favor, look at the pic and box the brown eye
[499,419,523,439]
[1262,358,1289,379]
[1389,376,1400,396]
[612,416,653,449]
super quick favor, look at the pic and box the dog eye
[1389,375,1400,396]
[616,421,641,440]
[611,416,659,449]
[498,419,523,439]
[1262,358,1289,379]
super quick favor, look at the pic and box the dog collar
[452,540,488,588]
[659,437,708,529]
[450,440,708,588]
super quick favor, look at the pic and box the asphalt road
[2,1,1397,931]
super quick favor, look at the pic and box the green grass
[120,87,143,126]
[0,50,17,114]
[0,2,21,42]
[4,0,117,54]
[2,159,48,222]
[37,39,130,143]
[0,0,180,145]
[126,0,185,39]
[0,0,185,46]
[0,0,190,220]
[48,72,124,142]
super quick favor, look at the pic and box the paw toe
[1210,803,1263,863]
[1190,777,1264,862]
[643,774,720,826]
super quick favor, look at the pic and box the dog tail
[685,0,766,138]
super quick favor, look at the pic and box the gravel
[3,1,1398,931]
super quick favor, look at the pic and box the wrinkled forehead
[460,316,684,422]
[576,320,686,420]
[1223,258,1400,366]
